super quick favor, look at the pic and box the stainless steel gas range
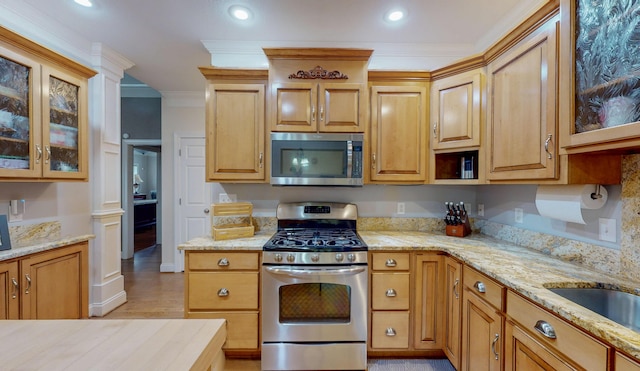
[261,202,368,371]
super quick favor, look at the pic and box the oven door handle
[264,266,366,277]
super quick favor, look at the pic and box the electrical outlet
[8,200,24,222]
[397,202,405,215]
[477,203,484,217]
[599,218,616,242]
[514,208,524,224]
[219,193,236,203]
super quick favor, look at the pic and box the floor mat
[367,358,455,371]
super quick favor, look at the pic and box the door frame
[121,139,162,260]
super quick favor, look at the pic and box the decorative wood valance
[288,65,348,80]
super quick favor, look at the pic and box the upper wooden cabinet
[486,15,559,182]
[0,26,95,181]
[368,72,429,184]
[431,70,483,150]
[264,48,371,133]
[200,68,267,183]
[559,0,640,153]
[270,82,366,132]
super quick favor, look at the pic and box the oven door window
[279,283,350,323]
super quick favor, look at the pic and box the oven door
[262,264,368,343]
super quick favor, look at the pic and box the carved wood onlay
[288,65,348,80]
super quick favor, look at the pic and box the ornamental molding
[288,65,348,80]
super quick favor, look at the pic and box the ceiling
[13,0,546,93]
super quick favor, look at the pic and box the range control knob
[274,253,283,263]
[287,254,296,263]
[335,253,344,262]
[311,254,320,262]
[347,253,356,262]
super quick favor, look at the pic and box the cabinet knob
[385,288,397,297]
[385,328,396,337]
[217,258,229,267]
[534,320,557,339]
[474,281,486,293]
[385,259,397,267]
[217,288,229,297]
[204,208,210,214]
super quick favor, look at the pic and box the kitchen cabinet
[616,353,640,371]
[505,290,609,371]
[20,242,88,319]
[199,68,267,182]
[443,256,462,369]
[413,253,443,350]
[559,0,640,154]
[264,48,371,134]
[0,26,95,181]
[368,72,429,184]
[184,251,260,353]
[0,242,88,320]
[430,69,485,184]
[370,252,411,350]
[461,265,505,371]
[270,82,366,132]
[0,260,18,319]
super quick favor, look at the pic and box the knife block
[446,218,471,238]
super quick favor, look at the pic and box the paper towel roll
[535,185,608,224]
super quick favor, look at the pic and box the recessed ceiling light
[74,0,93,7]
[229,5,252,21]
[385,9,405,22]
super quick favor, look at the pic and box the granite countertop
[0,234,95,261]
[179,230,640,361]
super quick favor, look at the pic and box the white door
[175,135,211,272]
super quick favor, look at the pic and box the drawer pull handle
[453,278,460,299]
[217,258,229,267]
[11,278,18,299]
[385,328,396,337]
[544,134,553,159]
[385,259,397,267]
[217,288,229,297]
[491,333,500,360]
[474,281,486,293]
[386,289,397,297]
[534,320,557,339]
[25,274,31,294]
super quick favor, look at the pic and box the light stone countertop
[179,230,640,361]
[0,234,94,261]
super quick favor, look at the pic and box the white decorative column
[89,43,134,316]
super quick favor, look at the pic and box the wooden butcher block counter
[0,319,226,371]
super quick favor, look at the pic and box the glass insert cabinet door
[0,49,41,178]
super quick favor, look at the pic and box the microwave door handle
[265,266,365,277]
[346,140,353,178]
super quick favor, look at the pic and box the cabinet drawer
[186,311,259,350]
[188,252,259,271]
[371,272,410,310]
[463,265,504,310]
[506,291,609,371]
[616,352,640,371]
[371,253,410,271]
[371,311,409,349]
[188,272,258,310]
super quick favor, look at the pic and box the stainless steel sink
[549,288,640,332]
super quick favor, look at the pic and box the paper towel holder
[591,184,603,200]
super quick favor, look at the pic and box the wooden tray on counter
[211,202,255,240]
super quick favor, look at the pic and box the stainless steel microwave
[270,132,364,186]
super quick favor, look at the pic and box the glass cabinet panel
[0,54,33,172]
[47,76,79,172]
[574,0,640,133]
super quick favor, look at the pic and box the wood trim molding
[0,25,97,78]
[430,54,486,81]
[263,47,373,61]
[199,67,268,80]
[368,70,431,82]
[288,65,348,80]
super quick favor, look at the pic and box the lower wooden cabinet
[184,251,260,353]
[0,241,88,320]
[461,266,505,371]
[443,257,462,369]
[505,291,609,371]
[616,353,640,371]
[413,253,443,350]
